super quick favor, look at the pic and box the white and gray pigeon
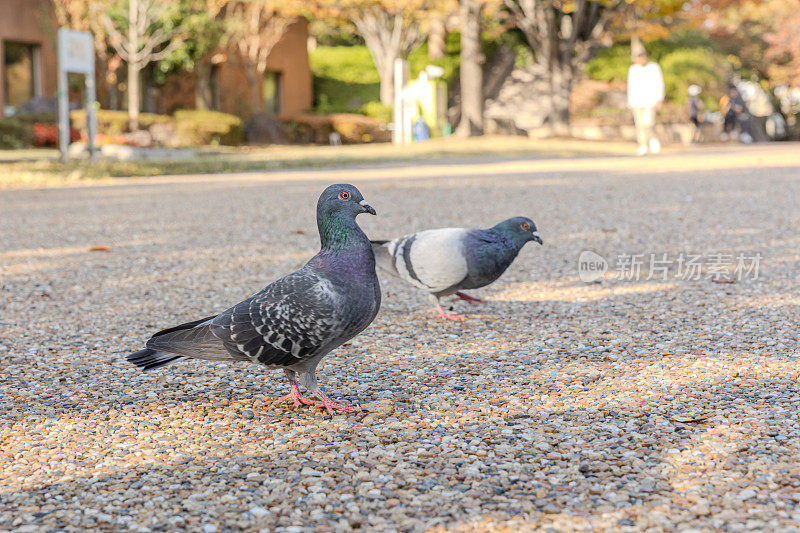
[371,217,542,320]
[127,184,380,415]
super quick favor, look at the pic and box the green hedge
[174,110,244,146]
[0,119,33,149]
[281,113,390,144]
[70,109,172,136]
[309,37,460,119]
[310,45,380,85]
[67,109,243,146]
[13,112,58,125]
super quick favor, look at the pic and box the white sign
[57,29,97,160]
[58,29,94,75]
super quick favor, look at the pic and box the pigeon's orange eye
[522,223,530,230]
[340,191,350,200]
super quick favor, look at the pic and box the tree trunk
[96,57,109,109]
[429,18,446,60]
[110,82,118,110]
[196,62,212,110]
[127,0,139,130]
[379,55,395,107]
[457,0,483,136]
[143,75,156,114]
[244,64,262,115]
[128,61,140,130]
[546,62,573,137]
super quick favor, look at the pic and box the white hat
[631,36,646,60]
[688,85,701,96]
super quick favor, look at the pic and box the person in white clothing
[627,51,665,155]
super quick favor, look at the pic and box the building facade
[0,0,58,114]
[156,19,312,119]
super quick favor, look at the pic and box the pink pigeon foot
[277,381,316,408]
[455,291,484,304]
[436,304,465,321]
[312,390,361,415]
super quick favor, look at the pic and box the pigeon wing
[210,269,344,367]
[388,228,469,293]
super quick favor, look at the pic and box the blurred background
[1,0,798,152]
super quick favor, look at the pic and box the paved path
[1,144,799,531]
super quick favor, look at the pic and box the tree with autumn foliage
[320,0,436,106]
[688,0,800,88]
[763,2,800,88]
[502,0,685,134]
[157,0,231,111]
[101,0,189,129]
[50,0,109,60]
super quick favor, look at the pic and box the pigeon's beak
[532,232,543,245]
[359,199,377,216]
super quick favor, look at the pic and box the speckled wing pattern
[209,269,343,367]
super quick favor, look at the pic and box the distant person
[720,86,746,141]
[687,85,705,143]
[720,94,733,140]
[627,50,665,155]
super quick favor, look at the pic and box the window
[263,71,281,115]
[3,42,40,107]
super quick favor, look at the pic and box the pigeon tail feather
[370,240,398,277]
[126,314,236,370]
[127,348,183,371]
[151,315,216,338]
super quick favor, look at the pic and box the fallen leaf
[88,245,112,252]
[294,230,305,235]
[670,414,711,424]
[711,277,735,284]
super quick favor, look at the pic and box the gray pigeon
[371,217,542,319]
[127,184,380,415]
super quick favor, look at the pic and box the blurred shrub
[330,113,390,143]
[70,110,174,137]
[282,113,389,144]
[313,77,380,115]
[585,46,634,83]
[174,110,243,146]
[310,46,380,85]
[139,113,174,129]
[0,119,33,148]
[14,112,58,125]
[71,110,126,136]
[361,101,392,122]
[283,114,332,144]
[660,49,727,109]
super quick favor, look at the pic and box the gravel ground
[1,144,799,532]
